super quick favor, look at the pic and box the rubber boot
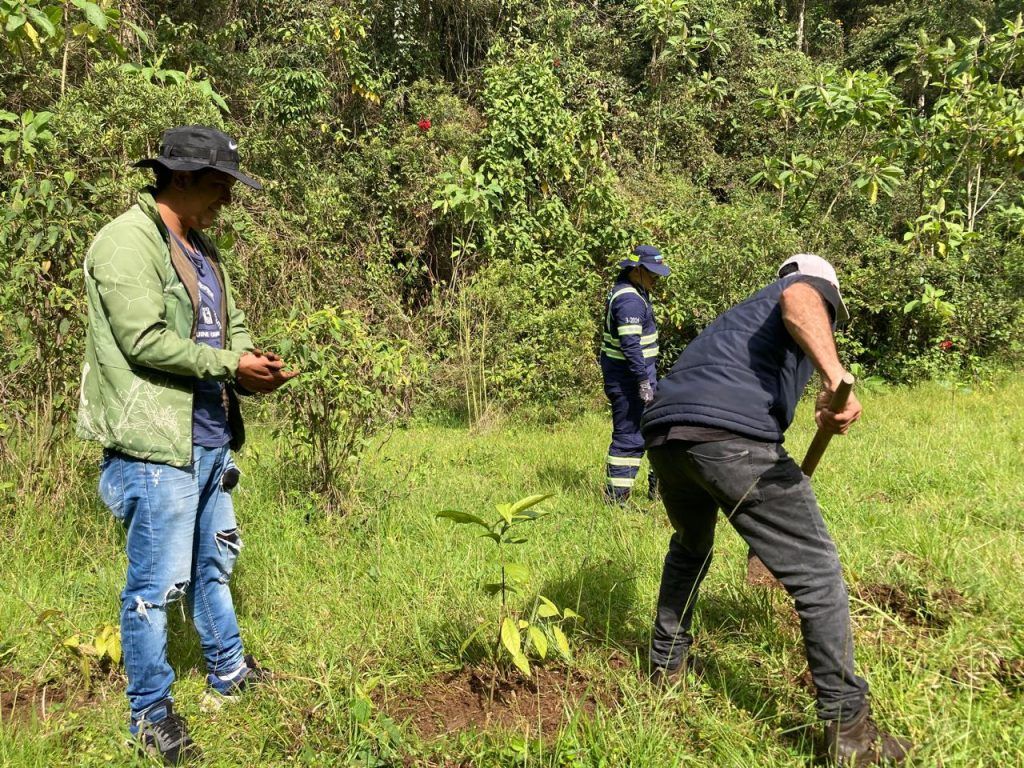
[602,487,629,507]
[824,704,912,766]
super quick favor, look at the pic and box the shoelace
[150,712,192,746]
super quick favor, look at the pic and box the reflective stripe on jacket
[599,278,658,382]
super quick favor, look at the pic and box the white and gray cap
[777,253,850,324]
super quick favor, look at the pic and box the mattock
[745,373,855,588]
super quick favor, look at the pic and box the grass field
[1,380,1023,767]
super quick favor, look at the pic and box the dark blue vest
[641,275,834,443]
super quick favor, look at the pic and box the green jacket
[76,191,254,466]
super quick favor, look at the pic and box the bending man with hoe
[77,126,297,765]
[641,254,912,766]
[599,245,669,504]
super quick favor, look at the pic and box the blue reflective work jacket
[599,275,659,384]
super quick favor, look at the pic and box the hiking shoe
[649,654,704,689]
[201,655,270,711]
[824,704,912,766]
[131,700,201,766]
[602,487,629,507]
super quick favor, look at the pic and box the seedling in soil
[436,493,582,679]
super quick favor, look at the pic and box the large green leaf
[510,651,531,676]
[495,503,513,525]
[25,7,56,38]
[527,625,548,659]
[435,510,487,527]
[508,493,552,517]
[72,0,108,30]
[537,595,560,618]
[552,626,571,660]
[500,617,521,658]
[5,14,26,33]
[503,562,529,584]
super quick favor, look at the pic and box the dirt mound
[0,667,88,727]
[380,666,615,741]
[853,582,967,629]
[746,556,780,588]
[996,657,1024,695]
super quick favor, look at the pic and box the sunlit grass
[1,379,1022,765]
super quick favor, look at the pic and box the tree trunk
[796,0,806,52]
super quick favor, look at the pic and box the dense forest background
[2,0,1023,456]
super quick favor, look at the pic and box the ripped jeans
[99,444,245,721]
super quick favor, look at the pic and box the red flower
[553,58,561,68]
[939,339,954,351]
[417,118,432,132]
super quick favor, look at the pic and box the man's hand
[250,348,281,362]
[236,351,299,394]
[815,387,862,435]
[639,379,655,406]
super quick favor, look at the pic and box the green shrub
[268,305,422,507]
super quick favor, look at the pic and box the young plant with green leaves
[268,305,419,508]
[436,494,581,677]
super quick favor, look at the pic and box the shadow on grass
[535,554,822,759]
[539,557,648,652]
[695,586,822,759]
[535,460,594,496]
[167,561,252,676]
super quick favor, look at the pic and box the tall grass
[1,380,1022,766]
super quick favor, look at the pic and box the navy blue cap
[618,245,669,277]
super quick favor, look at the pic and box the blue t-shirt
[171,230,232,448]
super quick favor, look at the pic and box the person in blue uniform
[599,245,670,504]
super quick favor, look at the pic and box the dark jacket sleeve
[611,292,650,383]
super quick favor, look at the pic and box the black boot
[824,704,912,766]
[602,487,629,507]
[647,472,660,501]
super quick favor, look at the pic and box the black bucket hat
[135,125,262,190]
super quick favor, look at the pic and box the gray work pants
[647,436,869,720]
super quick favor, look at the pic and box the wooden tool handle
[800,373,855,478]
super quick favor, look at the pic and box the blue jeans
[99,444,245,723]
[647,436,869,720]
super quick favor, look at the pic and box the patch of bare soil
[794,667,816,695]
[853,582,967,629]
[746,556,781,588]
[0,667,89,727]
[381,666,615,741]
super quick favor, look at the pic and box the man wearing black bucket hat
[598,245,670,505]
[78,126,297,764]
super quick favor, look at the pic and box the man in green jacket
[78,126,295,765]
